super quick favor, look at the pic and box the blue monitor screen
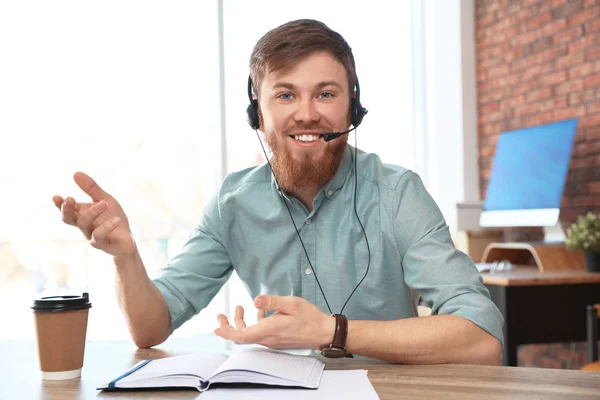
[483,119,578,211]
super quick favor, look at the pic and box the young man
[53,19,503,364]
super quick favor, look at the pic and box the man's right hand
[53,172,136,259]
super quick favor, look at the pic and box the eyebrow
[270,80,344,91]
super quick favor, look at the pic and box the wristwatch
[320,314,349,358]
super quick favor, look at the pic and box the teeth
[293,134,321,142]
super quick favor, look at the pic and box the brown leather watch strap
[321,314,349,358]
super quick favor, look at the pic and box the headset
[247,74,370,317]
[246,75,368,133]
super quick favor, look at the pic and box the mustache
[283,123,334,135]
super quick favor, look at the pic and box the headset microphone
[322,126,357,142]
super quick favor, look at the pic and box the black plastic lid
[31,292,92,313]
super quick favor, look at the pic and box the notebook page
[201,370,379,399]
[115,352,229,385]
[211,348,323,387]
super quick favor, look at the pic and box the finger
[234,306,246,330]
[89,217,121,249]
[74,172,111,202]
[257,309,266,321]
[52,195,63,210]
[61,197,80,226]
[255,295,296,314]
[214,314,236,339]
[219,324,269,345]
[76,201,108,239]
[217,314,232,329]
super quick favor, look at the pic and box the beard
[264,123,348,193]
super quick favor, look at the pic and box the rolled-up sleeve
[393,171,505,349]
[153,192,233,332]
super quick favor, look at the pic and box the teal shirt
[154,146,504,349]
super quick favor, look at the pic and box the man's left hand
[214,295,336,350]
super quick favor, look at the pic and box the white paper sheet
[200,370,379,400]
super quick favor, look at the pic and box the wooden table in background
[482,267,600,367]
[2,339,600,399]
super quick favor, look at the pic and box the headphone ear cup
[351,98,365,128]
[246,100,260,130]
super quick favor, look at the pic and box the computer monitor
[479,119,578,242]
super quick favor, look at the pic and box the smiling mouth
[290,133,324,142]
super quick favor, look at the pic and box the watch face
[321,347,348,358]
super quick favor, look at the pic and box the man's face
[258,51,351,193]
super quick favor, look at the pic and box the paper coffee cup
[31,293,92,380]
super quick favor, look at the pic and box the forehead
[262,51,349,90]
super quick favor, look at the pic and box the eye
[278,93,294,100]
[319,92,334,99]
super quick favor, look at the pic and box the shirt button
[305,218,312,225]
[327,190,334,196]
[305,267,312,275]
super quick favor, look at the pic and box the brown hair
[249,19,356,99]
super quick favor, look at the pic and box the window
[0,0,416,341]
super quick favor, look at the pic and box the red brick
[584,0,597,8]
[542,18,568,36]
[587,18,600,33]
[513,30,543,47]
[583,72,600,88]
[479,145,496,158]
[481,101,500,114]
[479,111,505,124]
[512,7,535,26]
[574,140,600,156]
[590,182,600,193]
[524,0,542,7]
[588,100,600,114]
[554,105,587,120]
[569,92,585,105]
[570,157,594,169]
[480,122,502,136]
[525,87,554,101]
[527,12,553,30]
[568,34,600,54]
[553,0,585,19]
[488,64,511,78]
[556,51,586,69]
[524,113,557,126]
[476,13,497,30]
[535,47,569,64]
[587,127,600,140]
[568,6,600,27]
[521,63,553,82]
[580,114,600,128]
[555,78,584,94]
[553,26,583,45]
[586,45,600,61]
[503,47,526,62]
[479,89,511,103]
[539,70,568,85]
[569,61,597,79]
[502,95,526,110]
[574,195,600,207]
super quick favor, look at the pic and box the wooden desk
[483,267,600,367]
[2,339,599,399]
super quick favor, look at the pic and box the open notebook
[98,347,324,392]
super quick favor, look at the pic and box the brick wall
[475,0,600,368]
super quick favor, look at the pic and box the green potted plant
[565,212,600,273]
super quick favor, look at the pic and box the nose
[294,97,320,124]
